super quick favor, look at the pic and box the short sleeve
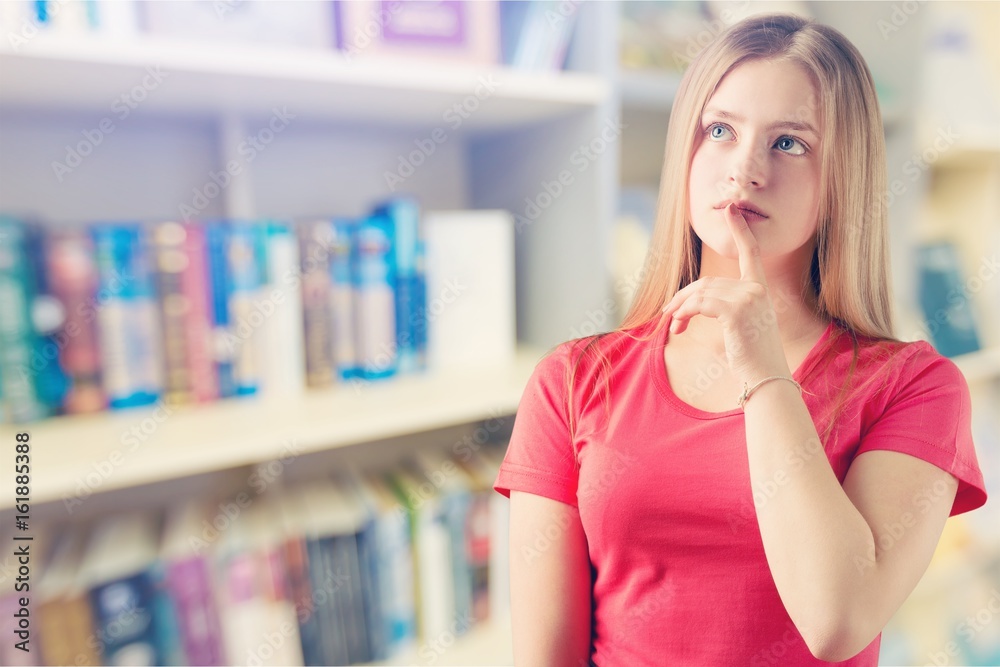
[493,343,580,508]
[856,342,988,516]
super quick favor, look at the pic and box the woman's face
[688,58,824,262]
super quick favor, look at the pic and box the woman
[493,12,988,666]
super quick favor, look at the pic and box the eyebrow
[702,108,820,136]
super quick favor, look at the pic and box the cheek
[688,150,716,203]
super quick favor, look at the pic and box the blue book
[917,242,982,357]
[82,514,171,666]
[373,198,426,375]
[90,223,162,409]
[205,221,235,398]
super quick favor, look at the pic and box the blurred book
[503,0,579,71]
[45,228,106,414]
[0,216,56,422]
[336,0,499,65]
[139,0,335,50]
[917,241,982,357]
[78,512,174,665]
[161,499,227,665]
[423,209,516,371]
[91,223,164,409]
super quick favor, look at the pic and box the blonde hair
[562,13,906,446]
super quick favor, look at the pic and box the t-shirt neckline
[648,316,836,420]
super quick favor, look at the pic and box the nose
[728,143,767,188]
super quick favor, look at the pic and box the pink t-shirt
[493,317,988,666]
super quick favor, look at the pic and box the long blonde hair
[564,13,905,445]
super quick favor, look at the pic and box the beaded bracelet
[737,376,802,409]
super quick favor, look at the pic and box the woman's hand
[660,202,791,384]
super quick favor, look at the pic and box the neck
[687,240,829,348]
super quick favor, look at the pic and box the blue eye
[776,136,807,155]
[707,123,732,139]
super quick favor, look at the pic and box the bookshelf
[0,3,621,664]
[0,33,608,128]
[0,346,546,510]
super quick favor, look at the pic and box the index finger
[725,202,767,285]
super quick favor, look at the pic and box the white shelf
[951,345,1000,384]
[0,347,547,509]
[0,34,608,128]
[372,616,513,666]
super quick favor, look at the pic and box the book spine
[227,221,263,396]
[167,557,227,666]
[353,214,397,381]
[262,221,305,396]
[205,221,235,398]
[445,491,474,636]
[38,594,101,667]
[375,198,423,375]
[151,222,193,405]
[0,217,49,422]
[45,229,106,414]
[311,537,349,665]
[88,570,164,665]
[298,220,335,388]
[335,532,369,664]
[466,492,492,623]
[329,218,360,380]
[91,223,163,409]
[918,242,982,357]
[283,535,323,667]
[149,560,187,666]
[179,222,218,403]
[355,520,386,661]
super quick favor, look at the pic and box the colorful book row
[0,197,426,423]
[0,445,511,667]
[1,1,579,72]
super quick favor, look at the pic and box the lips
[715,199,768,218]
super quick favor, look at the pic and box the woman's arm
[509,490,592,667]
